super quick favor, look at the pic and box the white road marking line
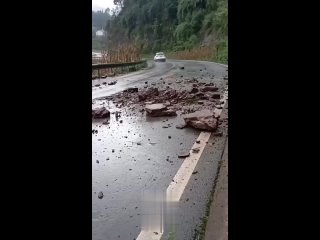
[137,88,228,240]
[136,230,163,240]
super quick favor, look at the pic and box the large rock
[145,103,177,117]
[183,110,218,131]
[92,107,110,118]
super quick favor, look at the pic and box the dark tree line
[105,0,227,61]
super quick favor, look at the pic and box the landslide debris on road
[92,71,227,131]
[98,84,223,113]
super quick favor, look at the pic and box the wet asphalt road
[92,60,228,240]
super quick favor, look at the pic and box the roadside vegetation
[106,0,228,64]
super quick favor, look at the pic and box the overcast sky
[92,0,116,11]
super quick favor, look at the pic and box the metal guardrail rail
[92,60,147,70]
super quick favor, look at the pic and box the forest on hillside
[92,9,111,30]
[92,10,111,50]
[106,0,227,63]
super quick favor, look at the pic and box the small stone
[192,148,200,153]
[145,81,148,84]
[112,149,115,153]
[127,87,139,93]
[212,93,221,99]
[120,120,123,123]
[178,152,190,158]
[192,171,198,175]
[196,140,200,144]
[168,136,171,139]
[190,88,199,94]
[96,160,99,163]
[214,131,223,137]
[98,191,104,199]
[176,123,186,129]
[108,81,117,85]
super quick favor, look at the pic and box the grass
[167,46,215,61]
[165,42,228,65]
[92,38,106,51]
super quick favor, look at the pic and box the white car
[154,52,166,62]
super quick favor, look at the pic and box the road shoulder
[204,137,228,240]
